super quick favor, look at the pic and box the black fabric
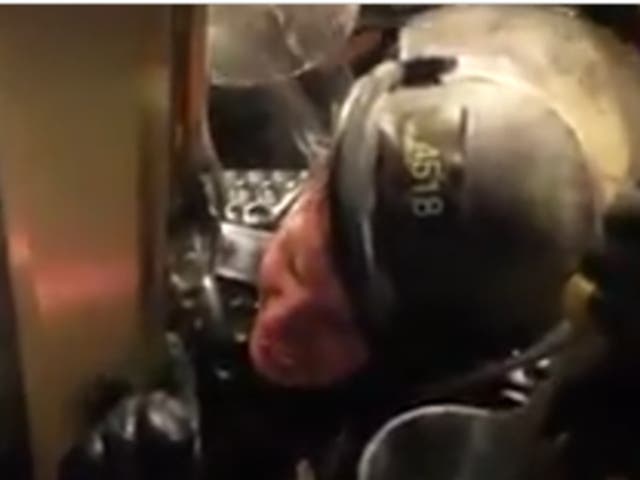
[582,184,640,342]
[58,393,200,480]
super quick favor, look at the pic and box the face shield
[206,5,359,228]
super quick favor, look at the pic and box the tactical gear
[59,6,640,480]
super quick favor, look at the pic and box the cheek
[250,288,369,387]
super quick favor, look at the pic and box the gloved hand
[59,392,200,480]
[58,336,201,480]
[582,182,640,347]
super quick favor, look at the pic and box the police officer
[59,6,640,480]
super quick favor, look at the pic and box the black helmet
[329,37,607,361]
[323,7,640,480]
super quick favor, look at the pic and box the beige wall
[0,7,173,480]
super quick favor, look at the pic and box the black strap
[404,321,575,409]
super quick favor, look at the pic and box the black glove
[58,335,201,480]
